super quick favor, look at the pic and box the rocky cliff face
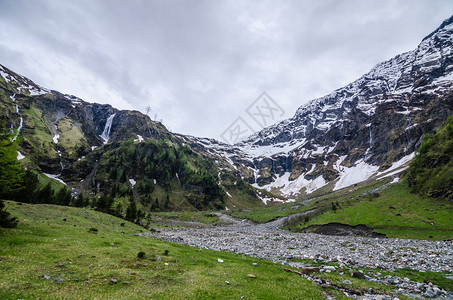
[183,16,453,200]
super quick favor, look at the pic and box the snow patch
[53,133,60,144]
[29,87,49,96]
[43,173,67,185]
[134,135,144,142]
[334,160,379,191]
[239,139,306,157]
[390,177,399,184]
[376,152,415,177]
[17,151,25,160]
[255,170,327,197]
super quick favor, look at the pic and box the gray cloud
[1,0,452,140]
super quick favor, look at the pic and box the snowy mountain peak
[185,16,453,201]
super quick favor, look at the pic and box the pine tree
[73,194,86,207]
[35,183,54,204]
[16,170,38,203]
[55,187,73,206]
[125,197,137,222]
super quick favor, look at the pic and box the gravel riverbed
[141,214,453,299]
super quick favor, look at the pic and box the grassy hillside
[284,180,453,240]
[0,201,324,299]
[229,179,390,224]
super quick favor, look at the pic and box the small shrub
[0,200,18,228]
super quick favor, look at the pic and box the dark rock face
[301,222,387,238]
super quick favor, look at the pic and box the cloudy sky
[0,0,452,141]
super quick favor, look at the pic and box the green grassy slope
[229,179,391,224]
[0,201,324,299]
[285,180,453,240]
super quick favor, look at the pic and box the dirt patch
[301,223,387,238]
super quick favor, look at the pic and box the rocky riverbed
[141,214,453,299]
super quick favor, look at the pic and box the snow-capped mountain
[1,16,453,205]
[183,15,453,199]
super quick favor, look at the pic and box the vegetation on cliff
[407,115,453,198]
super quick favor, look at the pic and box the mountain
[1,16,453,207]
[183,16,453,201]
[0,65,261,211]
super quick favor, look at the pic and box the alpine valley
[1,15,453,212]
[2,12,453,300]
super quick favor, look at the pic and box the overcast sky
[0,0,452,141]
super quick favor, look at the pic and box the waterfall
[404,99,412,154]
[253,161,259,184]
[100,113,116,144]
[11,104,23,142]
[271,159,276,174]
[364,124,372,161]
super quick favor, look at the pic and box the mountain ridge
[181,15,453,200]
[1,16,453,206]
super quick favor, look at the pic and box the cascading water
[271,159,277,174]
[253,161,260,184]
[364,124,372,161]
[404,100,412,154]
[11,104,23,142]
[100,113,116,144]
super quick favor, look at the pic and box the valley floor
[1,201,452,299]
[144,213,453,299]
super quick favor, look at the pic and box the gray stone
[424,288,436,298]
